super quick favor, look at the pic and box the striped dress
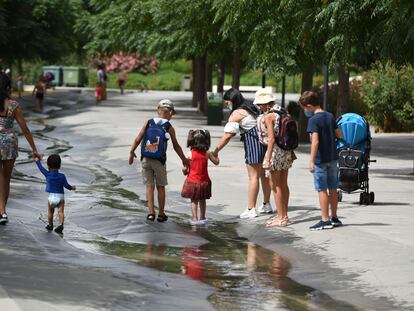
[239,113,266,164]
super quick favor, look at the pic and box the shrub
[102,52,158,75]
[361,62,414,132]
[318,78,367,117]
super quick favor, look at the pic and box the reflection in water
[92,224,362,311]
[183,247,204,280]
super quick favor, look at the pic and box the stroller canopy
[337,113,370,151]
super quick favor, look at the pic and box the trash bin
[207,94,223,125]
[181,75,191,91]
[62,67,88,87]
[42,66,63,86]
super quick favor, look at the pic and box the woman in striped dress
[212,88,272,219]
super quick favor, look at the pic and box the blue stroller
[337,113,376,205]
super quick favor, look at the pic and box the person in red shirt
[181,129,219,225]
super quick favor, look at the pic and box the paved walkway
[1,89,413,310]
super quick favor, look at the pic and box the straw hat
[253,88,275,105]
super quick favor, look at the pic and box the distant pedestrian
[254,88,296,227]
[95,82,103,104]
[212,88,272,219]
[0,90,41,225]
[35,154,76,234]
[118,69,127,95]
[181,129,219,225]
[32,78,46,112]
[128,99,189,222]
[96,64,107,100]
[299,91,343,230]
[16,75,24,98]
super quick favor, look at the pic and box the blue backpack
[141,119,171,163]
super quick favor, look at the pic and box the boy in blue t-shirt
[35,154,76,233]
[299,91,343,230]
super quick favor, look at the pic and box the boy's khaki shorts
[141,157,168,186]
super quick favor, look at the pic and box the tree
[316,0,380,116]
[0,0,79,76]
[369,0,414,65]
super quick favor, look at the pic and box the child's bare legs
[156,185,166,215]
[146,184,156,215]
[318,190,330,221]
[246,164,261,209]
[199,200,206,220]
[58,201,65,225]
[47,203,54,226]
[328,188,338,218]
[191,200,199,221]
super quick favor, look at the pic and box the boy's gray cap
[158,99,176,114]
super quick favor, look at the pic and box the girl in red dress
[181,129,219,225]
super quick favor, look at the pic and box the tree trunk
[191,58,198,107]
[192,55,207,114]
[298,64,314,143]
[17,59,23,75]
[231,48,240,90]
[336,64,350,117]
[217,62,225,94]
[205,61,212,92]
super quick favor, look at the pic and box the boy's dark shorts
[141,157,168,186]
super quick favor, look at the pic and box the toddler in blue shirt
[35,154,76,233]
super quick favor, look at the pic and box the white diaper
[48,193,64,208]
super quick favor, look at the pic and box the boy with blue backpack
[128,99,189,222]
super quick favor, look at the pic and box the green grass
[86,59,349,92]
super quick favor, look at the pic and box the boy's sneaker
[0,213,8,224]
[240,208,258,219]
[54,224,64,234]
[309,220,333,231]
[331,216,343,227]
[45,224,53,231]
[257,202,273,214]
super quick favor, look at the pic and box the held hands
[33,150,42,161]
[72,186,77,192]
[182,157,190,167]
[182,165,190,176]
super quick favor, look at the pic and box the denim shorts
[314,160,339,192]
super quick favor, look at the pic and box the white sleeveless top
[223,109,257,134]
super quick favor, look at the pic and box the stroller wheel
[338,191,343,202]
[370,192,375,204]
[360,193,370,205]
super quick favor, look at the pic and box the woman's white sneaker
[257,202,273,214]
[240,208,258,219]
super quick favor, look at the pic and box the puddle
[77,222,364,311]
